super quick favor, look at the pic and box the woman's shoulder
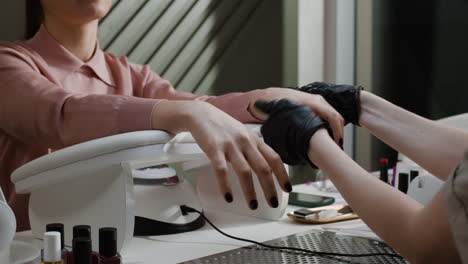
[0,40,44,70]
[0,40,37,58]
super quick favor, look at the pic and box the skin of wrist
[152,100,201,134]
[308,128,339,167]
[357,91,380,129]
[357,90,370,123]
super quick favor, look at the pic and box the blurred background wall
[0,1,26,41]
[356,0,468,170]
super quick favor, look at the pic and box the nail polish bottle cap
[46,223,64,249]
[43,231,61,262]
[73,237,92,264]
[73,225,91,239]
[99,227,117,257]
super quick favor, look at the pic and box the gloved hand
[291,82,363,125]
[255,99,328,168]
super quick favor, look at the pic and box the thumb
[254,100,276,114]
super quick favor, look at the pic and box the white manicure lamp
[11,126,289,253]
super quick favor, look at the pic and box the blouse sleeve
[129,63,260,124]
[443,149,468,263]
[0,44,158,148]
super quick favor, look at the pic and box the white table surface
[16,181,376,264]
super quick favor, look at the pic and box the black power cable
[180,205,405,263]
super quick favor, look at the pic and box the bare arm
[309,129,461,264]
[359,91,468,179]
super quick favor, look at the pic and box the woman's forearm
[253,96,460,262]
[359,91,468,179]
[309,129,423,259]
[308,129,459,263]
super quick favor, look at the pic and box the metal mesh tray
[179,230,408,264]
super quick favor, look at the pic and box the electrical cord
[180,205,406,263]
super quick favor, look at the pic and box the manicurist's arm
[359,91,468,180]
[308,128,460,264]
[288,82,468,180]
[255,99,461,263]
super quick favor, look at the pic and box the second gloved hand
[255,99,328,168]
[291,82,363,125]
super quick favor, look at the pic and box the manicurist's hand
[248,87,345,145]
[254,99,328,167]
[290,82,363,126]
[152,100,291,209]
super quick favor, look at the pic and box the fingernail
[339,138,344,149]
[284,182,292,192]
[225,192,233,203]
[270,196,279,208]
[249,200,258,210]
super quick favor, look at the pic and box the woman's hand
[152,100,291,209]
[248,87,345,145]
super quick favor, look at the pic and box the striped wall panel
[98,0,268,94]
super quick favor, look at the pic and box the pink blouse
[0,26,258,231]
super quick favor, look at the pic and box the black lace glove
[291,82,363,125]
[254,99,327,168]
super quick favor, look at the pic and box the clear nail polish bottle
[42,231,64,264]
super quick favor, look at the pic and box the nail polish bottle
[410,170,419,183]
[72,238,92,264]
[99,228,121,264]
[42,231,64,264]
[379,158,389,184]
[68,225,100,264]
[46,223,69,263]
[398,173,409,194]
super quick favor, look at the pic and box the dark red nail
[225,192,233,203]
[284,182,292,192]
[270,196,279,208]
[249,200,258,210]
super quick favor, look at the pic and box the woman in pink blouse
[0,0,344,231]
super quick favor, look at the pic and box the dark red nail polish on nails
[249,200,258,210]
[270,197,279,208]
[225,192,233,203]
[285,182,292,192]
